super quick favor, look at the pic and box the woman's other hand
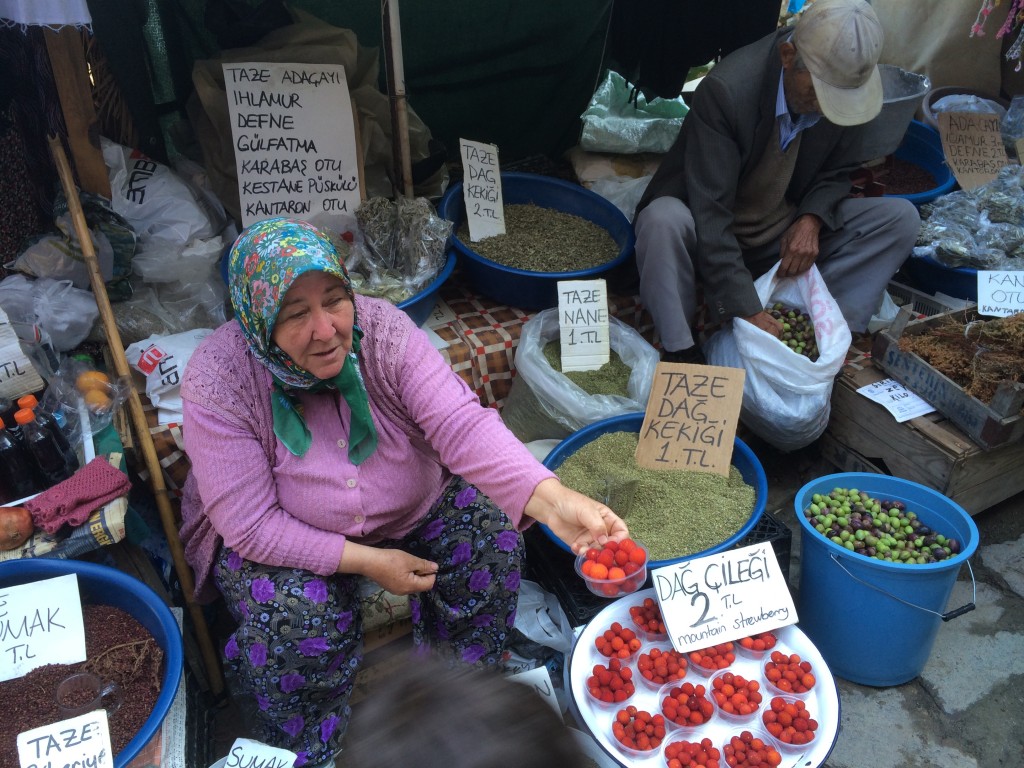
[524,478,628,555]
[338,541,438,595]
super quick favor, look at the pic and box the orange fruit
[84,388,112,413]
[76,370,111,394]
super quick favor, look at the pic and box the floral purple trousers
[212,477,525,765]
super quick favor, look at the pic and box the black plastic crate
[525,510,793,627]
[737,509,793,586]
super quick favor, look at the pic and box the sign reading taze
[459,138,505,242]
[635,363,744,476]
[558,279,609,372]
[652,544,796,654]
[223,62,360,232]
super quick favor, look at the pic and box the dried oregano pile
[457,203,618,272]
[542,340,631,397]
[554,431,756,560]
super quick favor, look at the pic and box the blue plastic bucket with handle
[794,473,979,687]
[0,558,184,767]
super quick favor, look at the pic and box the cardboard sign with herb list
[938,111,1009,191]
[557,279,609,372]
[459,138,506,241]
[634,362,745,475]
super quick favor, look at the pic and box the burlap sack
[187,8,447,225]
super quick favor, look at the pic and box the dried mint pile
[542,340,631,398]
[897,311,1024,406]
[554,431,756,560]
[457,203,618,272]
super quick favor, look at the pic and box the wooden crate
[822,356,1024,515]
[872,310,1024,450]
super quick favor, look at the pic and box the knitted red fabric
[24,457,132,534]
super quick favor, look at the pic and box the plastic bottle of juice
[13,408,74,487]
[17,394,79,473]
[0,416,39,502]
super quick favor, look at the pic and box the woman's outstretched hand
[338,541,438,595]
[524,477,629,555]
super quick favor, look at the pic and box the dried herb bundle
[898,313,1024,405]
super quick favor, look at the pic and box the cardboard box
[823,355,1024,515]
[872,309,1024,450]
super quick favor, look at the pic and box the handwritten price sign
[652,544,796,653]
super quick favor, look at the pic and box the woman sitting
[179,217,627,766]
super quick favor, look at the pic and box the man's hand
[741,311,783,338]
[778,214,822,277]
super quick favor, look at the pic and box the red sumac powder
[0,604,164,765]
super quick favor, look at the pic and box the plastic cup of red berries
[721,726,784,768]
[593,621,642,663]
[687,642,736,678]
[762,650,816,698]
[658,679,718,731]
[635,644,689,691]
[761,694,818,753]
[661,733,723,768]
[576,538,648,598]
[734,630,778,660]
[610,705,667,758]
[628,596,668,642]
[586,657,636,710]
[710,671,763,723]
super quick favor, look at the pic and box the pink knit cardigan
[179,295,553,602]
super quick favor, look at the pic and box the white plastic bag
[0,275,100,352]
[866,289,901,334]
[126,328,214,422]
[504,308,659,441]
[704,264,852,451]
[101,137,219,245]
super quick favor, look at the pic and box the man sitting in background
[633,0,920,363]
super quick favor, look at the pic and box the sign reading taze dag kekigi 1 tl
[223,62,361,233]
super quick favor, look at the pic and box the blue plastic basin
[438,172,636,310]
[0,558,184,767]
[539,412,767,568]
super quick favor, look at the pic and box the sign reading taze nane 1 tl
[635,363,745,476]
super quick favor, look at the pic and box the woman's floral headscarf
[228,217,377,463]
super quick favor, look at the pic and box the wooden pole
[382,0,414,197]
[47,135,225,699]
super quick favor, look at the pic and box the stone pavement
[756,436,1024,768]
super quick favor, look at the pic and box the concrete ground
[754,436,1024,768]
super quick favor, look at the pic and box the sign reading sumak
[223,63,360,231]
[0,574,86,683]
[652,544,797,653]
[634,363,745,476]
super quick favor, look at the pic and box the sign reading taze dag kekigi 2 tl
[224,62,361,232]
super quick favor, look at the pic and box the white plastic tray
[568,588,840,768]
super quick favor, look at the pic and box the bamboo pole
[382,0,414,197]
[47,135,225,698]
